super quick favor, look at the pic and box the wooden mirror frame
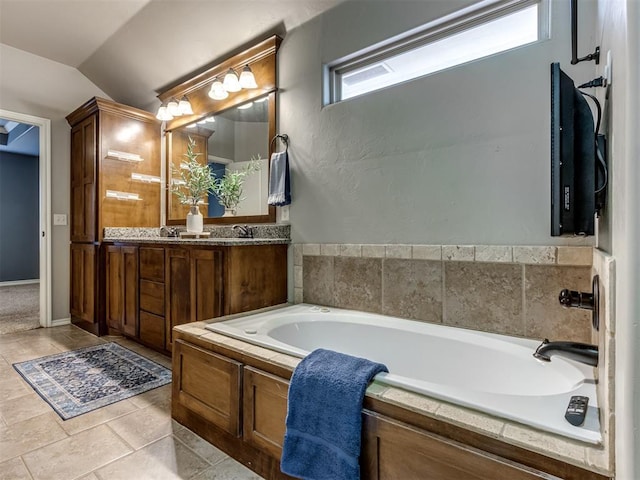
[160,35,281,225]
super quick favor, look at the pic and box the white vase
[222,208,236,217]
[186,205,203,233]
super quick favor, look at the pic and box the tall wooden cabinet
[67,97,161,334]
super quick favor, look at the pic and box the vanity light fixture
[155,103,173,121]
[209,77,229,100]
[254,97,268,103]
[223,68,242,92]
[239,64,258,89]
[237,102,253,110]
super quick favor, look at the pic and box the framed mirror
[160,36,280,225]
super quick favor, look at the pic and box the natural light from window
[333,3,542,102]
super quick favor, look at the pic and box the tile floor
[0,324,264,480]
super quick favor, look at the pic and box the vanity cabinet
[172,330,610,480]
[103,241,287,353]
[67,97,161,334]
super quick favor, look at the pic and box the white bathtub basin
[205,304,601,444]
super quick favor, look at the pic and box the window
[328,0,548,103]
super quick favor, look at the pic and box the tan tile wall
[294,244,594,342]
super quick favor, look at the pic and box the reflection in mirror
[168,97,269,220]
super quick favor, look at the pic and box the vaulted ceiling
[0,0,343,111]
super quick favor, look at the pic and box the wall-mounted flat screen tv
[550,62,605,236]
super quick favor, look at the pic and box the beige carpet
[0,284,40,334]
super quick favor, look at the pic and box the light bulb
[239,65,258,89]
[167,98,181,117]
[223,68,241,92]
[178,96,193,115]
[208,78,229,100]
[155,105,173,121]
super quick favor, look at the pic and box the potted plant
[213,157,262,216]
[170,137,215,232]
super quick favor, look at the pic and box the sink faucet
[232,224,253,239]
[160,226,178,238]
[533,339,598,366]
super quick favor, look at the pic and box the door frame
[0,109,52,328]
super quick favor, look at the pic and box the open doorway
[0,110,51,334]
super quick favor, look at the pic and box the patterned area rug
[13,343,171,420]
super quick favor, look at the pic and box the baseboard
[51,317,71,327]
[0,279,40,287]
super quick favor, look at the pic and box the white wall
[595,0,640,477]
[0,44,109,321]
[279,0,597,245]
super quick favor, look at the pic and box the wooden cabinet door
[173,340,242,436]
[105,245,123,332]
[226,244,287,315]
[70,116,96,242]
[243,367,289,459]
[122,246,139,337]
[105,245,138,335]
[165,248,191,351]
[70,243,97,325]
[191,248,223,322]
[361,413,556,480]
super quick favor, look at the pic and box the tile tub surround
[174,319,613,477]
[295,244,594,343]
[104,224,290,240]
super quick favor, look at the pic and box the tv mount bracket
[570,0,600,65]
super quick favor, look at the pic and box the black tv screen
[550,62,596,236]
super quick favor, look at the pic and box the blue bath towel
[267,151,291,206]
[280,348,388,480]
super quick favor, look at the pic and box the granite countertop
[174,315,612,478]
[102,225,291,246]
[103,237,290,246]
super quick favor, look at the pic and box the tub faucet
[533,339,598,367]
[232,224,253,239]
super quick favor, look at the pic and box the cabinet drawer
[139,311,165,351]
[173,340,242,437]
[139,247,165,282]
[140,279,165,316]
[243,367,289,459]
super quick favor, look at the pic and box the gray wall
[0,151,39,281]
[279,0,597,246]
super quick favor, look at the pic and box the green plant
[170,137,216,206]
[213,157,262,210]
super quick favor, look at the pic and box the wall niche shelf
[105,190,142,201]
[106,150,144,162]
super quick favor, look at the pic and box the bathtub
[205,304,601,444]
